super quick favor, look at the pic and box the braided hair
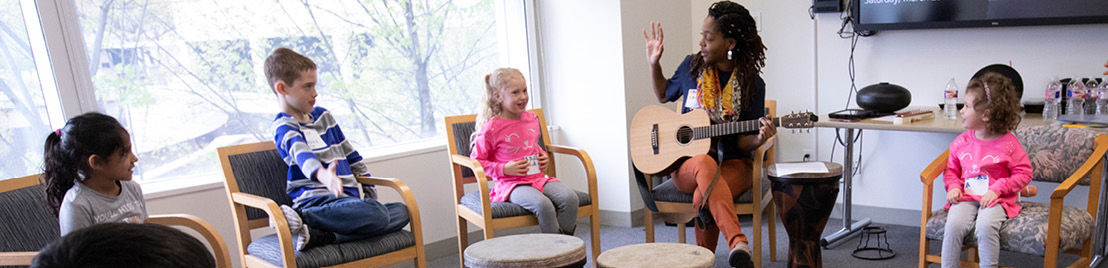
[689,1,766,111]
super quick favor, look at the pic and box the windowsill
[359,138,448,163]
[140,139,450,199]
[141,172,225,200]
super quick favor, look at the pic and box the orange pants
[674,154,753,251]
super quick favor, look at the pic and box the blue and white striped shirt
[273,107,371,206]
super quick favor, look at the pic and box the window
[61,0,532,183]
[0,0,53,179]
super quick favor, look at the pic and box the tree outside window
[0,0,51,180]
[76,0,504,182]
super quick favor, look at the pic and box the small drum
[769,161,843,268]
[463,233,586,268]
[596,243,713,268]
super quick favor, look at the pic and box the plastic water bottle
[1044,79,1062,120]
[943,78,958,119]
[1087,79,1102,115]
[1097,81,1108,115]
[1067,79,1087,116]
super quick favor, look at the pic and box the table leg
[820,128,872,248]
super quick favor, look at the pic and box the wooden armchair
[918,125,1106,268]
[217,142,425,268]
[0,174,231,267]
[443,108,601,266]
[634,100,778,267]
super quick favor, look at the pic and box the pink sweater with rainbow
[943,130,1033,218]
[471,111,559,202]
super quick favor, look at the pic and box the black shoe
[296,225,335,251]
[728,242,753,268]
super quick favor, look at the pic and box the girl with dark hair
[43,112,145,235]
[643,1,771,267]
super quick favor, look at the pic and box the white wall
[619,1,693,220]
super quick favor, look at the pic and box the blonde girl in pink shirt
[941,72,1033,268]
[470,68,578,235]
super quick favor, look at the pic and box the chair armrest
[449,154,495,216]
[0,252,37,266]
[547,145,599,200]
[147,214,232,268]
[754,135,776,163]
[355,176,423,238]
[1049,135,1108,199]
[920,149,950,185]
[229,192,296,264]
[450,154,487,178]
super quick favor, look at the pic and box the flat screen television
[852,0,1108,31]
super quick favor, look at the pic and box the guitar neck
[691,117,779,140]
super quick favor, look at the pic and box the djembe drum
[463,233,586,268]
[769,161,843,268]
[596,243,713,268]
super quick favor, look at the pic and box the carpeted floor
[417,215,1093,268]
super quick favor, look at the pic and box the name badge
[525,155,541,175]
[301,128,328,149]
[964,174,990,196]
[684,89,701,110]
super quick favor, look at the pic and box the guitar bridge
[651,124,659,155]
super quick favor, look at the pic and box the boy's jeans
[297,194,410,243]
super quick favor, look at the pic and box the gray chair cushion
[247,230,415,268]
[925,201,1095,256]
[460,190,591,218]
[0,184,61,254]
[650,176,770,204]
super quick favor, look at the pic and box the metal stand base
[821,218,871,248]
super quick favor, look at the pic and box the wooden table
[813,107,1054,248]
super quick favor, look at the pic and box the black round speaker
[857,82,911,113]
[972,64,1023,100]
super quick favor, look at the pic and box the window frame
[25,0,543,193]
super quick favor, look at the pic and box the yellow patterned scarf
[696,68,742,123]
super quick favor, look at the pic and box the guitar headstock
[779,111,818,129]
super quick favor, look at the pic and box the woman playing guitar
[643,2,773,267]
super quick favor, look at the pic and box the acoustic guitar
[629,105,818,174]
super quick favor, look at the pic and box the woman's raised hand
[643,21,665,66]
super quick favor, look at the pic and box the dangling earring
[727,50,732,60]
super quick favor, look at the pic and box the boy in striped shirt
[266,48,410,251]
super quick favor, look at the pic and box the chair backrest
[218,142,294,221]
[0,175,61,258]
[1013,125,1100,185]
[444,108,551,184]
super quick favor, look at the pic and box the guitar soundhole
[676,126,693,145]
